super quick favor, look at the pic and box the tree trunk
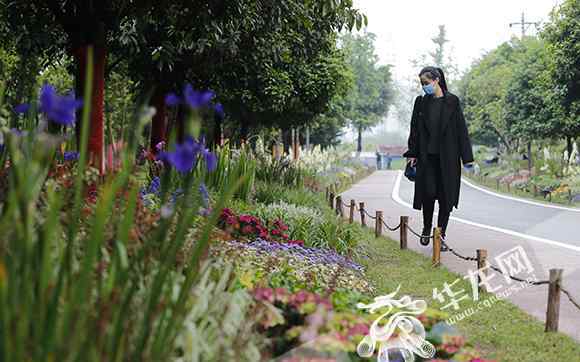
[357,126,362,153]
[150,87,167,152]
[566,136,573,159]
[527,141,532,173]
[175,103,186,144]
[212,113,222,149]
[74,44,107,174]
[240,120,249,146]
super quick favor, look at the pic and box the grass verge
[352,226,580,361]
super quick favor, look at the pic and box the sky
[352,0,562,79]
[344,0,563,145]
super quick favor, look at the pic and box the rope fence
[325,184,580,333]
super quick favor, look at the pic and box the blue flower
[183,84,215,109]
[199,183,210,208]
[39,84,83,126]
[139,176,161,199]
[202,149,217,172]
[165,93,180,106]
[14,103,30,114]
[198,136,217,172]
[157,136,201,174]
[64,151,79,161]
[156,136,217,173]
[214,103,225,120]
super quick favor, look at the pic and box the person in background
[402,66,475,251]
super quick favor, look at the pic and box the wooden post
[545,268,563,332]
[359,202,366,227]
[568,189,572,204]
[507,182,510,192]
[325,187,329,202]
[548,192,552,202]
[329,192,335,210]
[335,196,343,217]
[432,227,441,267]
[496,178,500,190]
[400,216,408,250]
[476,249,488,293]
[349,199,355,223]
[290,128,295,161]
[533,184,538,197]
[375,211,383,238]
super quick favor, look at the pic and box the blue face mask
[422,83,435,95]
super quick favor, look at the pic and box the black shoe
[419,228,431,246]
[440,235,449,252]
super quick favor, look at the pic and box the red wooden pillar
[74,45,106,174]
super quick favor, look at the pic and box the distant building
[377,145,406,157]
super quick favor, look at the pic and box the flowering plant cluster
[251,287,368,357]
[156,136,217,174]
[218,208,304,246]
[210,238,374,295]
[250,285,495,362]
[15,83,83,126]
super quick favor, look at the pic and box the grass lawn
[351,226,580,361]
[463,172,580,208]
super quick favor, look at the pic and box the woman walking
[402,66,474,250]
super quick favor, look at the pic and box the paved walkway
[341,170,580,342]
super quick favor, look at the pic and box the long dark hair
[419,66,448,93]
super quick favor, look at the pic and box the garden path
[341,170,580,342]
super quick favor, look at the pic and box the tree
[340,32,394,152]
[542,0,580,155]
[460,41,520,150]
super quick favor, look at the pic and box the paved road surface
[341,170,580,342]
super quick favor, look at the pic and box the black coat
[402,91,474,213]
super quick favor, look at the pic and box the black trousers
[422,154,450,237]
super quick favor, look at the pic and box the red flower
[239,214,253,223]
[271,229,281,236]
[241,225,255,235]
[225,216,237,225]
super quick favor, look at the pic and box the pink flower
[253,288,274,303]
[291,290,309,304]
[224,216,236,225]
[241,225,255,235]
[347,323,369,337]
[239,214,253,223]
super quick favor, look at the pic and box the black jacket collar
[420,90,454,137]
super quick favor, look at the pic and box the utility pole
[509,11,541,38]
[509,12,541,173]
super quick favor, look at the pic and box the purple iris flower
[214,103,225,120]
[39,84,83,126]
[165,93,180,106]
[183,84,215,109]
[198,136,217,172]
[202,149,217,172]
[64,151,79,161]
[14,103,30,114]
[199,183,210,208]
[157,136,201,173]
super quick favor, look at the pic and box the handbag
[404,160,417,182]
